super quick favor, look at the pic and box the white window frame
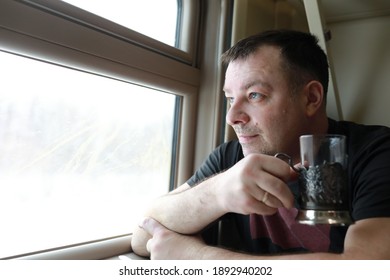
[0,0,232,259]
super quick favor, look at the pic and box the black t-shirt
[187,119,390,254]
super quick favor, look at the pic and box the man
[131,30,390,259]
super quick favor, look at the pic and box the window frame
[0,0,200,259]
[20,0,199,64]
[0,0,232,259]
[1,234,133,260]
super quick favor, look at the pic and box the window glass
[61,0,179,46]
[0,51,176,258]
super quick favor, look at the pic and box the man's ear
[304,81,324,117]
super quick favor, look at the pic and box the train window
[61,0,178,46]
[0,50,177,258]
[0,0,202,259]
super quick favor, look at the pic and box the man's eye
[227,97,235,104]
[249,92,264,100]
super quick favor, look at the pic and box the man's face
[223,46,307,158]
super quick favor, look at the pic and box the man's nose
[226,102,249,126]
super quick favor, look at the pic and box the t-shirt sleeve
[348,127,390,220]
[186,141,243,187]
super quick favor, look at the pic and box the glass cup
[296,134,353,225]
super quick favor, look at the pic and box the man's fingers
[146,238,152,253]
[139,217,164,236]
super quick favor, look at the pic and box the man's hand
[140,217,206,260]
[215,153,296,216]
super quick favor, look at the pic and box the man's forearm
[145,178,226,234]
[131,176,227,256]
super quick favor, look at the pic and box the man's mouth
[237,134,259,144]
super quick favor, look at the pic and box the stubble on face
[234,117,287,157]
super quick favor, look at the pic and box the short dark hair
[221,29,329,96]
